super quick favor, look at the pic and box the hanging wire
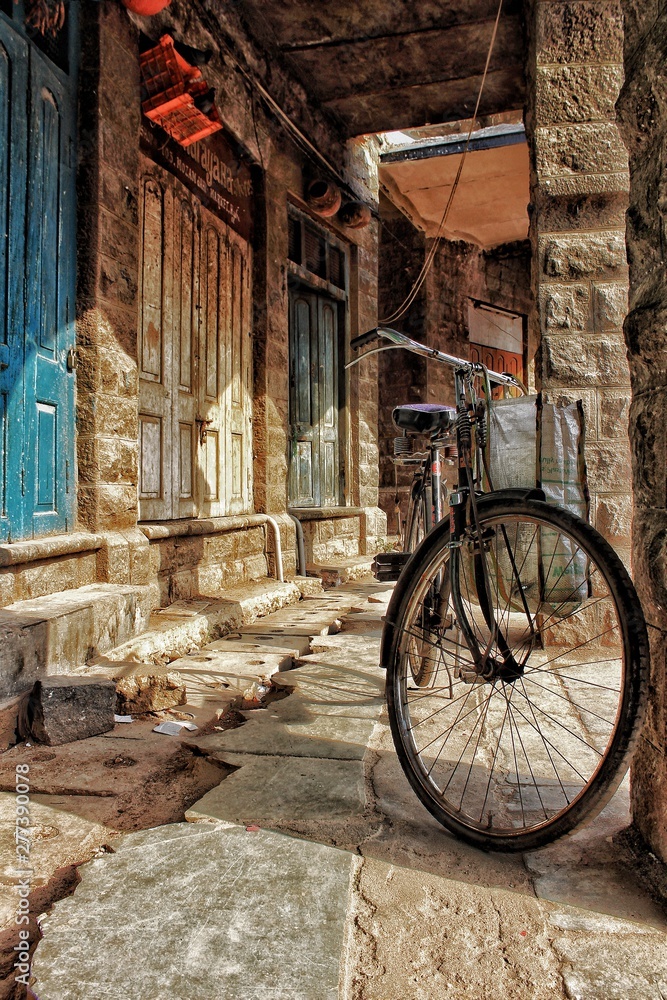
[380,0,505,325]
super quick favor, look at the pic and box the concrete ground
[2,580,667,999]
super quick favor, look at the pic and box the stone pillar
[616,2,667,861]
[526,0,633,566]
[77,2,141,534]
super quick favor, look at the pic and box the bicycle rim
[385,498,648,851]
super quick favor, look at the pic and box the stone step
[96,579,302,667]
[306,555,375,588]
[0,584,153,699]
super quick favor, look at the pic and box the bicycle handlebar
[349,326,524,391]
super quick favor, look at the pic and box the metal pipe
[261,515,284,583]
[288,513,306,577]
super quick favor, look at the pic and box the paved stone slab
[549,909,667,1000]
[106,580,302,665]
[31,822,354,1000]
[341,855,667,1000]
[169,648,291,688]
[301,633,381,663]
[204,636,299,663]
[0,790,118,931]
[187,657,384,762]
[524,778,667,928]
[212,632,312,656]
[0,584,153,697]
[239,619,339,637]
[187,755,365,826]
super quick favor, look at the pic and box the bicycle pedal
[456,666,485,685]
[372,551,411,582]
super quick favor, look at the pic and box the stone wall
[0,0,385,616]
[525,0,633,565]
[377,205,428,532]
[617,0,667,860]
[77,0,141,535]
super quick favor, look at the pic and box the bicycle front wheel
[384,497,648,851]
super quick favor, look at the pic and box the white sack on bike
[487,393,591,614]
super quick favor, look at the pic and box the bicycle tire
[384,497,648,851]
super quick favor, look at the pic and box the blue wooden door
[0,20,28,540]
[0,10,77,540]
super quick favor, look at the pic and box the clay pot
[338,201,372,229]
[306,179,342,218]
[123,0,172,14]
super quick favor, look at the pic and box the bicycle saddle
[392,403,456,434]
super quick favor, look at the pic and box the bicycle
[349,326,648,851]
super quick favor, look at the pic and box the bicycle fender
[478,487,546,505]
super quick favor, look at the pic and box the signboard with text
[140,119,254,241]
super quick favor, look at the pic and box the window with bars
[288,212,346,290]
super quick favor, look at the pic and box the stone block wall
[148,526,270,605]
[526,0,633,565]
[377,206,428,530]
[77,1,141,535]
[616,0,667,860]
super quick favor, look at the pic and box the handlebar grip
[350,328,378,350]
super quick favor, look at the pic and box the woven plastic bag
[486,393,590,614]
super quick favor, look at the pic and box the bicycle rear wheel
[384,497,648,851]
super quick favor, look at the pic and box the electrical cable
[380,0,505,325]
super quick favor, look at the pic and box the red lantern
[123,0,172,14]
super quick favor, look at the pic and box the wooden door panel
[470,341,523,399]
[227,229,252,513]
[139,414,162,498]
[173,196,197,518]
[289,289,319,506]
[140,179,164,383]
[295,441,315,505]
[203,430,220,503]
[139,168,253,522]
[24,51,76,537]
[138,169,172,520]
[198,217,224,517]
[0,22,28,539]
[318,298,338,505]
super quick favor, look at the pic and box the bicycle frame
[349,326,528,678]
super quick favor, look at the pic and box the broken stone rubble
[18,676,116,747]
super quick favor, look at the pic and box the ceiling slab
[324,69,526,138]
[236,0,526,137]
[379,126,530,248]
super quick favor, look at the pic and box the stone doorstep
[306,556,376,589]
[99,579,303,667]
[0,584,153,700]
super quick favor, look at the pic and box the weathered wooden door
[225,226,253,515]
[288,286,340,507]
[0,11,77,540]
[138,161,253,520]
